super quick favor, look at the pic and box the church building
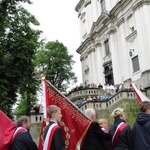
[75,0,150,96]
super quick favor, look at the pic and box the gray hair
[85,108,95,119]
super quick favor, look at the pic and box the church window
[132,55,140,72]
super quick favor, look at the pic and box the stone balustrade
[66,88,106,102]
[79,91,137,112]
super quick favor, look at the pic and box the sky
[24,0,82,88]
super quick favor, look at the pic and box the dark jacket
[109,118,132,150]
[131,113,150,150]
[44,121,65,150]
[12,129,37,150]
[81,121,110,150]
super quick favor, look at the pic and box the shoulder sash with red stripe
[43,123,59,150]
[112,122,127,148]
[11,127,26,144]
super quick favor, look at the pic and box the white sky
[24,0,82,88]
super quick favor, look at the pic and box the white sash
[43,123,58,150]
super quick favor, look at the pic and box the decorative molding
[84,0,91,8]
[132,0,150,12]
[102,34,110,42]
[84,65,89,74]
[116,17,125,27]
[87,47,95,54]
[94,40,102,47]
[80,12,86,20]
[85,53,88,59]
[80,55,85,61]
[107,27,117,34]
[103,54,111,63]
[90,13,109,34]
[125,30,137,43]
[126,12,133,20]
[75,0,85,12]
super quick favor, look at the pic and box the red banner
[38,76,90,150]
[38,119,46,150]
[0,110,17,150]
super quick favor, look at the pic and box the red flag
[0,110,17,150]
[131,83,150,103]
[38,76,91,150]
[38,119,46,150]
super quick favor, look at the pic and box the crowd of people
[68,82,144,95]
[76,94,109,107]
[75,83,144,107]
[12,101,150,150]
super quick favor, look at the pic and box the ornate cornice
[87,47,95,54]
[107,27,117,34]
[116,18,125,27]
[90,13,109,34]
[125,30,137,43]
[132,0,150,12]
[84,0,91,8]
[75,0,85,12]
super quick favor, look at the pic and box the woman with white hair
[109,108,132,150]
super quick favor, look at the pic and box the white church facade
[75,0,150,95]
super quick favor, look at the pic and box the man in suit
[81,108,110,150]
[43,105,65,150]
[12,116,37,150]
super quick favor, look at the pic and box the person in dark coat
[43,105,65,150]
[81,108,110,150]
[12,116,37,150]
[131,101,150,150]
[109,108,132,150]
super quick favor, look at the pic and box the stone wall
[30,122,42,145]
[96,98,140,128]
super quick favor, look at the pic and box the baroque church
[75,0,150,97]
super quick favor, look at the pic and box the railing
[66,88,106,101]
[79,91,137,112]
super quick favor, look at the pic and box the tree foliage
[14,92,37,119]
[0,0,41,117]
[34,41,77,92]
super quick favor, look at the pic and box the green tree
[0,0,41,118]
[34,40,77,92]
[14,92,37,119]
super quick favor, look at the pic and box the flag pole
[41,75,47,120]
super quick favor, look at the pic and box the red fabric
[11,127,26,144]
[131,83,150,103]
[112,123,127,148]
[47,125,59,150]
[101,128,107,133]
[38,76,91,150]
[0,110,17,150]
[38,119,46,150]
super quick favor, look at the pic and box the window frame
[132,55,140,72]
